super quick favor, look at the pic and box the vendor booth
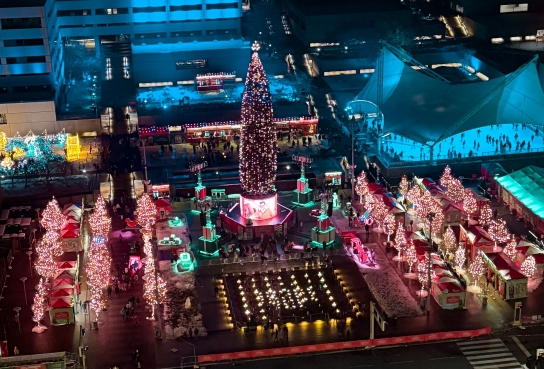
[515,244,544,276]
[432,275,465,309]
[459,225,495,260]
[138,126,170,145]
[182,116,318,144]
[441,199,462,225]
[496,166,544,234]
[154,198,172,220]
[482,252,528,300]
[60,203,83,252]
[48,297,75,325]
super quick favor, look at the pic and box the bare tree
[284,72,315,102]
[63,39,101,84]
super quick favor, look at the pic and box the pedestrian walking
[283,325,288,340]
[121,307,127,321]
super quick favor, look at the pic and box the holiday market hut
[60,203,83,252]
[432,275,466,309]
[496,166,544,233]
[48,296,75,325]
[481,252,528,300]
[154,198,172,220]
[440,198,463,225]
[459,225,495,260]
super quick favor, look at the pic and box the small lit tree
[455,245,466,270]
[443,226,456,254]
[363,194,375,212]
[405,244,417,273]
[383,214,395,242]
[521,255,536,277]
[479,203,492,227]
[445,178,465,204]
[398,175,409,198]
[31,278,48,333]
[468,251,484,287]
[355,171,369,204]
[488,219,510,248]
[395,222,407,250]
[371,197,389,229]
[463,191,478,219]
[503,237,517,261]
[406,186,422,206]
[35,240,59,281]
[439,165,453,189]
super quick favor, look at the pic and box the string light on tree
[88,195,111,239]
[443,226,456,254]
[455,245,466,270]
[468,251,484,287]
[503,236,518,261]
[488,219,510,248]
[239,53,276,196]
[521,255,537,277]
[31,278,48,333]
[363,194,375,213]
[383,214,395,242]
[371,196,389,229]
[405,244,417,273]
[398,175,409,198]
[439,165,453,189]
[34,240,58,280]
[445,178,465,204]
[463,191,478,219]
[479,203,492,227]
[41,198,66,233]
[406,186,422,208]
[393,221,406,261]
[136,193,157,232]
[355,171,369,204]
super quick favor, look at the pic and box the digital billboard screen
[240,194,277,220]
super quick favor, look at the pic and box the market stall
[60,203,83,252]
[441,199,462,225]
[432,276,465,309]
[154,198,172,220]
[459,225,495,260]
[48,297,75,325]
[515,244,544,276]
[482,252,528,300]
[138,126,170,145]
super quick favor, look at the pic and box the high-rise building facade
[0,0,243,103]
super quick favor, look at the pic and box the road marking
[430,356,458,360]
[512,336,531,357]
[457,338,521,369]
[388,361,414,364]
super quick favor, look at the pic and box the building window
[6,56,46,64]
[455,5,464,13]
[135,32,167,39]
[57,10,91,16]
[170,5,202,11]
[172,31,203,37]
[206,3,238,10]
[3,39,44,47]
[491,38,504,44]
[133,6,166,13]
[96,8,129,15]
[206,29,237,36]
[0,18,41,30]
[500,4,528,13]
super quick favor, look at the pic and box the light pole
[25,251,32,278]
[13,307,21,334]
[20,277,27,306]
[350,117,357,202]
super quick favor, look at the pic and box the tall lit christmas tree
[479,203,492,227]
[239,52,276,196]
[445,178,465,204]
[371,196,389,229]
[439,165,453,189]
[35,198,66,280]
[136,193,157,232]
[468,251,484,287]
[355,171,369,203]
[86,197,112,322]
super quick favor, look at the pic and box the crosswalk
[457,338,522,369]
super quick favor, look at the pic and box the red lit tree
[479,203,492,227]
[35,198,67,280]
[41,198,66,234]
[239,53,276,196]
[355,171,369,204]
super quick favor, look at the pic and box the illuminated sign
[240,194,277,220]
[176,59,207,69]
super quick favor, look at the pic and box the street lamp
[20,277,27,306]
[13,307,21,334]
[25,251,32,278]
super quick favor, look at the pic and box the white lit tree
[468,251,484,290]
[443,226,456,254]
[363,194,375,212]
[405,244,417,275]
[488,219,510,249]
[503,237,518,261]
[445,178,465,204]
[383,214,395,242]
[31,278,48,333]
[479,203,493,227]
[355,171,369,204]
[371,196,389,230]
[398,175,409,198]
[393,221,406,261]
[463,191,478,219]
[439,165,453,189]
[455,245,466,271]
[521,255,536,277]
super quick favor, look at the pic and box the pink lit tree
[479,203,492,227]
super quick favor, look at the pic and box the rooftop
[0,0,46,8]
[286,0,407,16]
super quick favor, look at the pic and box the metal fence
[198,249,345,267]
